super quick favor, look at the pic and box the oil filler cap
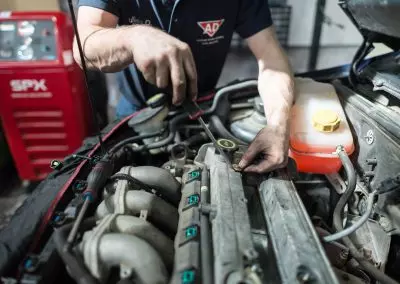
[217,138,237,152]
[312,109,341,132]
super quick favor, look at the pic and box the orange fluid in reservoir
[289,78,354,173]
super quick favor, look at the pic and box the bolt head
[365,130,375,145]
[50,159,63,170]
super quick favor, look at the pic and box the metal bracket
[82,214,118,281]
[326,173,347,194]
[114,167,131,214]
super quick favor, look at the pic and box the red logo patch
[197,20,225,37]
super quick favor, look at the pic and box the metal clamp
[113,167,132,214]
[82,214,117,280]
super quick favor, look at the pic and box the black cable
[110,174,154,193]
[67,0,105,154]
[183,132,209,147]
[333,147,399,284]
[209,115,247,145]
[108,131,162,155]
[117,280,134,284]
[348,39,374,88]
[332,148,357,233]
[131,113,188,152]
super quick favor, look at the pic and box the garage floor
[0,46,358,230]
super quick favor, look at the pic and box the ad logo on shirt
[197,19,224,37]
[129,16,152,26]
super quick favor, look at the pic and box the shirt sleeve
[235,0,273,39]
[77,0,120,17]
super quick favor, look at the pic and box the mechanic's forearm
[258,54,294,127]
[258,68,294,126]
[73,25,137,72]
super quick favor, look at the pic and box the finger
[155,61,170,89]
[182,48,198,100]
[142,64,156,85]
[238,140,261,170]
[244,154,287,173]
[244,160,280,174]
[169,54,186,105]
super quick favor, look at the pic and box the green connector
[181,270,195,284]
[185,226,198,238]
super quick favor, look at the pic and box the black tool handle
[83,157,114,202]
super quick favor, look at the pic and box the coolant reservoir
[289,78,354,173]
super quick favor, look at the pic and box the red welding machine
[0,11,92,180]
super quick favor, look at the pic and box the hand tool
[64,0,114,249]
[66,155,114,248]
[182,99,232,168]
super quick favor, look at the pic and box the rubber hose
[205,80,258,115]
[333,149,399,284]
[324,191,376,242]
[129,81,258,152]
[209,115,247,145]
[132,114,187,152]
[166,132,209,153]
[183,132,209,147]
[109,131,161,155]
[53,220,97,284]
[332,148,357,234]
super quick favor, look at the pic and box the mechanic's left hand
[237,124,289,173]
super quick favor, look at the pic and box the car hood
[340,0,400,49]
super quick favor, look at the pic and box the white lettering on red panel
[10,79,48,92]
[9,79,52,98]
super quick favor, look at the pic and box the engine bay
[1,73,400,284]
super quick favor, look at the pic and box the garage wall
[1,0,362,47]
[286,0,363,47]
[0,0,59,11]
[0,0,13,10]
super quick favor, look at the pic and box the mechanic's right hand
[129,25,198,105]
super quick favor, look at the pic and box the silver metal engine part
[347,217,391,271]
[170,144,259,284]
[79,166,179,284]
[259,170,339,284]
[74,143,392,284]
[230,97,266,143]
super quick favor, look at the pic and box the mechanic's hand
[130,25,198,105]
[237,125,289,173]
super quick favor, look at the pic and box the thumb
[238,141,260,170]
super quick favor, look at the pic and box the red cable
[26,110,142,257]
[27,91,216,255]
[20,91,216,277]
[197,91,215,103]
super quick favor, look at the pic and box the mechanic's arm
[73,6,197,104]
[238,26,295,173]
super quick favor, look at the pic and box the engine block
[171,144,258,283]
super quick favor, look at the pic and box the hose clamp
[333,145,345,155]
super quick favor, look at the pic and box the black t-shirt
[78,0,273,108]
